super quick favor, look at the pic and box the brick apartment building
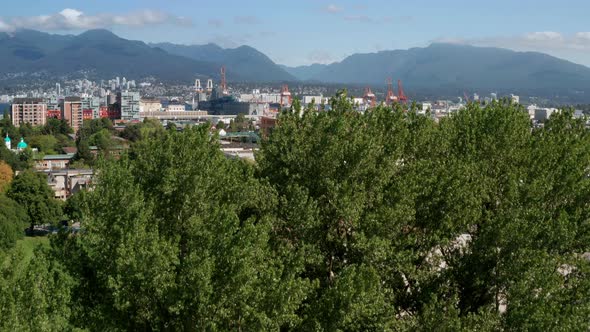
[11,98,47,127]
[62,97,84,132]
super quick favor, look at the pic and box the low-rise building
[166,103,186,112]
[259,116,277,136]
[140,98,162,113]
[140,110,207,121]
[47,109,61,119]
[45,169,94,200]
[35,154,75,171]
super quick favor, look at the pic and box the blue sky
[2,0,590,66]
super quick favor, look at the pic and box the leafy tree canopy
[58,125,311,330]
[7,170,62,231]
[0,194,28,251]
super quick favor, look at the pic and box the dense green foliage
[56,126,310,330]
[7,170,62,231]
[257,97,590,330]
[119,118,165,142]
[74,118,118,166]
[0,194,28,250]
[0,246,74,331]
[2,96,590,330]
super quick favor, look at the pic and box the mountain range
[283,44,590,93]
[150,42,295,82]
[0,29,289,83]
[1,29,590,97]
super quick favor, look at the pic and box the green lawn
[15,236,50,262]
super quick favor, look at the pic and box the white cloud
[575,32,590,41]
[0,8,191,32]
[524,31,563,42]
[324,4,343,13]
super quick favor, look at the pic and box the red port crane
[280,84,292,107]
[364,87,376,107]
[385,78,398,105]
[397,80,408,104]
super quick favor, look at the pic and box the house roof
[62,147,78,154]
[43,154,75,161]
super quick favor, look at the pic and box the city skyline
[1,0,590,67]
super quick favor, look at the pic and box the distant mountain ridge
[281,64,328,82]
[0,29,293,83]
[283,43,590,94]
[1,28,590,97]
[150,42,296,82]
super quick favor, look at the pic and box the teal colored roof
[17,138,27,149]
[43,154,75,161]
[223,132,261,140]
[4,135,10,142]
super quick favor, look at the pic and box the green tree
[29,135,58,154]
[79,118,114,141]
[0,113,19,141]
[88,128,114,152]
[18,122,37,139]
[0,246,75,331]
[257,96,590,329]
[258,95,417,329]
[120,123,142,142]
[229,113,248,132]
[120,118,165,142]
[166,121,177,131]
[7,170,62,231]
[64,191,85,223]
[0,145,30,171]
[42,118,73,136]
[57,125,310,330]
[216,120,226,130]
[0,194,28,251]
[74,138,94,166]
